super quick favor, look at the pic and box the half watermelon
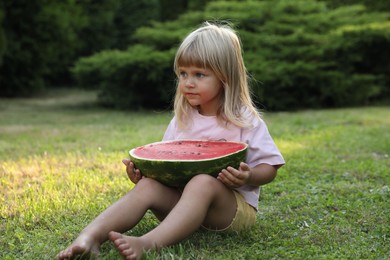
[129,140,248,187]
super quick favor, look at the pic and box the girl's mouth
[185,93,198,97]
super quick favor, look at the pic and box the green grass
[0,89,389,259]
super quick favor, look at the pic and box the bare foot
[109,231,155,260]
[56,234,100,260]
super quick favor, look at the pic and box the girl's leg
[56,178,181,260]
[109,174,237,260]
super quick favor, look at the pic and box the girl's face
[178,65,223,116]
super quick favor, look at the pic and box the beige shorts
[202,191,256,232]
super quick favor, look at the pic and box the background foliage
[1,0,389,110]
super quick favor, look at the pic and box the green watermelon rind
[129,140,248,187]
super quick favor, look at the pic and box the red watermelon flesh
[132,140,246,160]
[129,140,248,187]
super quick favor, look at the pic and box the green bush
[72,0,390,110]
[220,1,390,110]
[236,2,390,109]
[321,0,390,12]
[324,22,390,103]
[0,9,4,64]
[0,0,161,97]
[77,0,160,54]
[0,0,84,96]
[72,45,176,109]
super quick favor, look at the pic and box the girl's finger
[219,169,237,186]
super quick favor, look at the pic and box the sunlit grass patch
[1,153,131,219]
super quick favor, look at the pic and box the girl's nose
[185,77,195,88]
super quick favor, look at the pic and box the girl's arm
[217,162,277,188]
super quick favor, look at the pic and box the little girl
[57,21,284,260]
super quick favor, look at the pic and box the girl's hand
[217,162,251,188]
[122,159,143,184]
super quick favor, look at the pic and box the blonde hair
[173,21,259,129]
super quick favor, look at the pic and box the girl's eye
[179,71,187,78]
[196,73,205,78]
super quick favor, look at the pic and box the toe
[56,248,71,260]
[108,231,123,241]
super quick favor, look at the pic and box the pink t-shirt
[163,108,285,209]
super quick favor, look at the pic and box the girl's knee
[186,174,220,189]
[135,177,155,187]
[133,177,166,193]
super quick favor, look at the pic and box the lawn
[0,89,389,259]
